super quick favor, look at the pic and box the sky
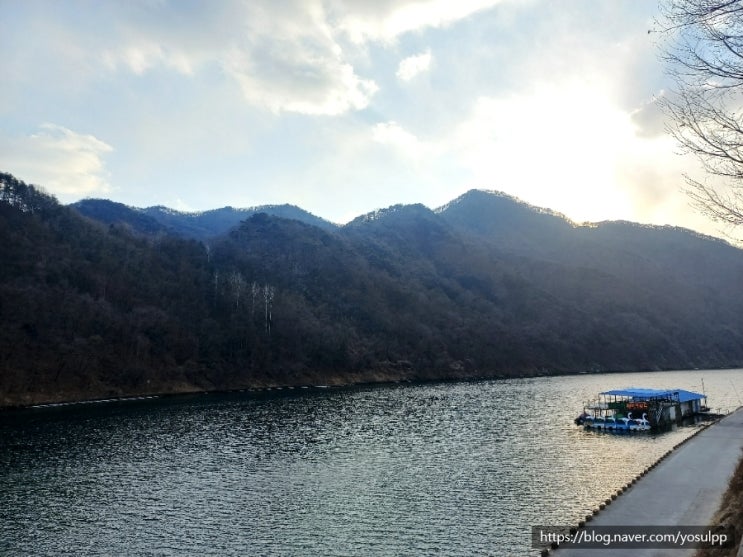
[0,0,730,237]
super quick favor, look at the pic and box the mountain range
[2,171,743,407]
[70,198,336,238]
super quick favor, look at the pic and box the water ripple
[1,369,741,556]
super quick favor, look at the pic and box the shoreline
[3,365,741,413]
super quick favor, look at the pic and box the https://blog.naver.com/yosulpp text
[532,525,732,550]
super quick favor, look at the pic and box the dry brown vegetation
[696,451,743,557]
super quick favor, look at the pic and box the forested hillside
[71,198,336,239]
[2,171,743,407]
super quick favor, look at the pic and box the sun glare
[454,82,645,224]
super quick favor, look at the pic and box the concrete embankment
[550,408,743,557]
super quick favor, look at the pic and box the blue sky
[0,0,726,236]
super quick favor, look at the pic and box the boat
[575,387,707,431]
[575,406,650,431]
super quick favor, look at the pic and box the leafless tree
[227,271,246,310]
[263,284,275,334]
[251,281,260,319]
[659,0,743,228]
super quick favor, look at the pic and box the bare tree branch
[659,0,743,228]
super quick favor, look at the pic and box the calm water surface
[2,369,742,556]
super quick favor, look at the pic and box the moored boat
[575,387,707,431]
[575,405,650,431]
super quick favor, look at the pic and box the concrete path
[551,407,743,557]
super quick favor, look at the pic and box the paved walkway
[552,407,743,557]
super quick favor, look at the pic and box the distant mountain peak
[435,189,513,212]
[142,204,185,216]
[349,203,434,225]
[437,189,573,223]
[436,188,575,249]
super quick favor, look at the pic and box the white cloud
[8,1,503,116]
[397,50,432,81]
[372,121,430,160]
[222,9,379,115]
[97,1,381,115]
[225,42,378,115]
[102,41,195,76]
[331,0,504,43]
[0,124,113,198]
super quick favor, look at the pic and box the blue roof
[600,388,705,402]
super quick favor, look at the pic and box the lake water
[2,369,742,556]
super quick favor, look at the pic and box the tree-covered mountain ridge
[71,197,337,238]
[2,171,743,407]
[72,187,728,245]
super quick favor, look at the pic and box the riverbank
[550,407,743,557]
[695,450,743,557]
[3,365,741,412]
